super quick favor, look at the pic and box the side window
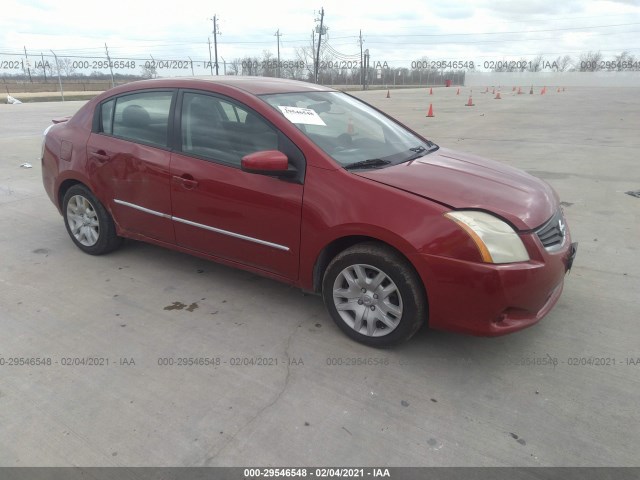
[112,91,173,148]
[181,92,278,166]
[100,99,114,134]
[218,100,249,124]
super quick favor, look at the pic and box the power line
[323,42,359,60]
[363,22,640,38]
[363,30,640,47]
[10,22,636,53]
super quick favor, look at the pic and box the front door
[169,91,304,280]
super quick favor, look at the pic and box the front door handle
[172,175,199,190]
[89,149,110,163]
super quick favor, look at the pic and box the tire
[322,242,427,347]
[62,184,122,255]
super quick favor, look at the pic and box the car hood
[354,147,558,230]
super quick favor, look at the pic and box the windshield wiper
[405,143,438,161]
[344,158,391,170]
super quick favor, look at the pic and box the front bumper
[412,229,577,336]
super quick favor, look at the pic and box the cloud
[1,0,638,70]
[478,0,586,18]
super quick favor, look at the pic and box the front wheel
[322,242,427,347]
[62,184,122,255]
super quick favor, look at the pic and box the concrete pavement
[0,87,638,466]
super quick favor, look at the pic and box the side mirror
[241,150,295,178]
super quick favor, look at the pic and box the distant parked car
[42,77,576,346]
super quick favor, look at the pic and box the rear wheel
[62,185,122,255]
[322,242,427,347]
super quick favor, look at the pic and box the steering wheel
[334,133,353,151]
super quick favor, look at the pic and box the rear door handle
[89,149,110,163]
[172,175,199,190]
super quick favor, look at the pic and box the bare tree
[280,59,306,81]
[294,32,335,83]
[239,56,261,76]
[139,63,157,79]
[503,58,528,72]
[528,55,544,72]
[491,58,519,72]
[410,56,432,76]
[34,59,54,79]
[553,55,573,72]
[578,51,603,71]
[612,50,635,71]
[53,58,77,77]
[514,58,527,72]
[295,44,318,81]
[227,60,240,76]
[261,50,275,77]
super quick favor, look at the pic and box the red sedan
[42,77,577,346]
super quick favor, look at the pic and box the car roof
[125,76,337,95]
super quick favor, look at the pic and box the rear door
[169,90,304,280]
[87,90,175,243]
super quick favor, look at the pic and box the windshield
[260,91,437,168]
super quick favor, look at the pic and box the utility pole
[50,50,64,102]
[359,30,364,90]
[40,52,47,82]
[207,37,214,75]
[364,49,370,90]
[274,29,282,78]
[23,47,32,83]
[210,15,220,75]
[314,7,325,84]
[311,30,315,78]
[104,43,115,88]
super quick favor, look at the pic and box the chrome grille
[535,209,566,250]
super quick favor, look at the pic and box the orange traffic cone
[465,95,474,106]
[495,91,502,99]
[347,117,354,135]
[429,87,433,95]
[386,89,390,98]
[426,103,434,117]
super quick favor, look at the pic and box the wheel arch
[57,179,85,211]
[312,235,428,303]
[59,181,123,255]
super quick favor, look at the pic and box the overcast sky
[1,0,639,72]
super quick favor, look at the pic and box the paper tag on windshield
[277,106,326,126]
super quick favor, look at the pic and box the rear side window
[108,91,173,148]
[100,99,114,134]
